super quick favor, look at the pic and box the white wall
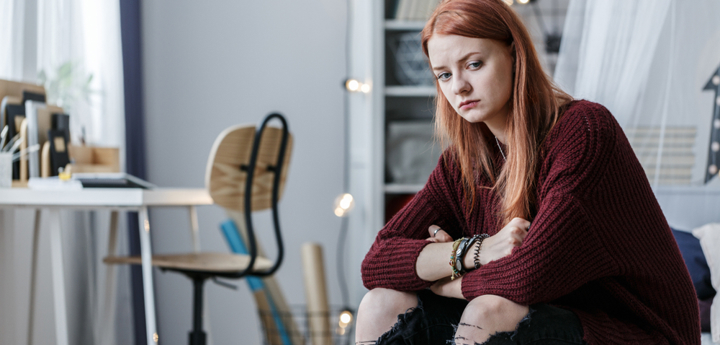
[141,0,350,344]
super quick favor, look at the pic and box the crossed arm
[415,218,531,299]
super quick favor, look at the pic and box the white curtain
[555,0,720,231]
[0,0,26,80]
[0,0,131,344]
[36,0,126,149]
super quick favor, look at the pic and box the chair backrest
[205,124,293,212]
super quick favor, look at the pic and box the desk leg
[138,207,158,344]
[27,209,41,345]
[48,209,69,345]
[188,206,200,253]
[101,211,119,345]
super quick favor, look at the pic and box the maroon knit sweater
[362,100,700,344]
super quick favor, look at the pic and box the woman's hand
[476,217,530,266]
[426,224,453,243]
[430,276,465,299]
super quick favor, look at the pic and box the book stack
[627,126,696,185]
[390,0,441,21]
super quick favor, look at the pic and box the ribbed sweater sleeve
[461,103,621,303]
[361,153,466,291]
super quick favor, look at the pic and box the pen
[5,137,23,154]
[11,144,39,162]
[2,134,19,152]
[0,126,7,149]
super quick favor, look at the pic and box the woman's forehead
[428,35,501,63]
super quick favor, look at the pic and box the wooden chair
[104,113,292,345]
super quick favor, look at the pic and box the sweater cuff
[362,238,435,291]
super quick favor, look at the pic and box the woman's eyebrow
[432,51,483,71]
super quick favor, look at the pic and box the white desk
[0,188,213,345]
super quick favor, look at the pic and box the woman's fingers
[428,225,441,237]
[428,225,453,242]
[435,230,452,243]
[508,217,531,231]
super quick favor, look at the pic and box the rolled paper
[301,243,331,345]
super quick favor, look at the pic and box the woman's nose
[451,74,471,95]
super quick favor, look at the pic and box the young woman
[356,0,700,344]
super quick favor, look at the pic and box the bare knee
[462,295,529,331]
[357,288,417,320]
[355,288,417,342]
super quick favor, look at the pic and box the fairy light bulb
[517,0,529,4]
[334,193,355,217]
[360,83,371,93]
[338,310,353,328]
[345,79,360,92]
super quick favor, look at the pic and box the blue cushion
[671,228,716,300]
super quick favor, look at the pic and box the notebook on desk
[73,173,156,189]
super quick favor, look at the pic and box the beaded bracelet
[449,238,464,280]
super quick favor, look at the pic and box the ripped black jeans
[375,290,587,345]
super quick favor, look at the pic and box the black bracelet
[457,234,481,273]
[474,234,490,269]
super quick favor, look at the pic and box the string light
[334,193,355,217]
[517,0,529,4]
[345,79,360,92]
[336,309,354,335]
[345,78,371,93]
[338,310,353,327]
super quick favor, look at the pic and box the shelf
[385,86,436,97]
[384,183,424,194]
[385,20,427,31]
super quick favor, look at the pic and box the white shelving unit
[385,85,436,97]
[345,0,440,306]
[384,183,425,194]
[381,11,438,218]
[384,20,425,31]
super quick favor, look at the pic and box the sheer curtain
[555,0,720,214]
[0,0,131,344]
[555,1,720,341]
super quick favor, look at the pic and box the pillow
[672,228,716,299]
[693,223,720,343]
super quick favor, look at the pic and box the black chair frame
[165,113,290,345]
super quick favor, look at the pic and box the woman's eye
[437,72,451,81]
[468,61,482,69]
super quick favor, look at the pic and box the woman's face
[427,34,514,130]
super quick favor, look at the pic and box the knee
[357,288,417,320]
[463,295,528,324]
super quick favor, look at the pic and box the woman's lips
[459,100,479,110]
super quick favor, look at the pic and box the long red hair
[421,0,572,227]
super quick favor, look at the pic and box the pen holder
[0,152,12,188]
